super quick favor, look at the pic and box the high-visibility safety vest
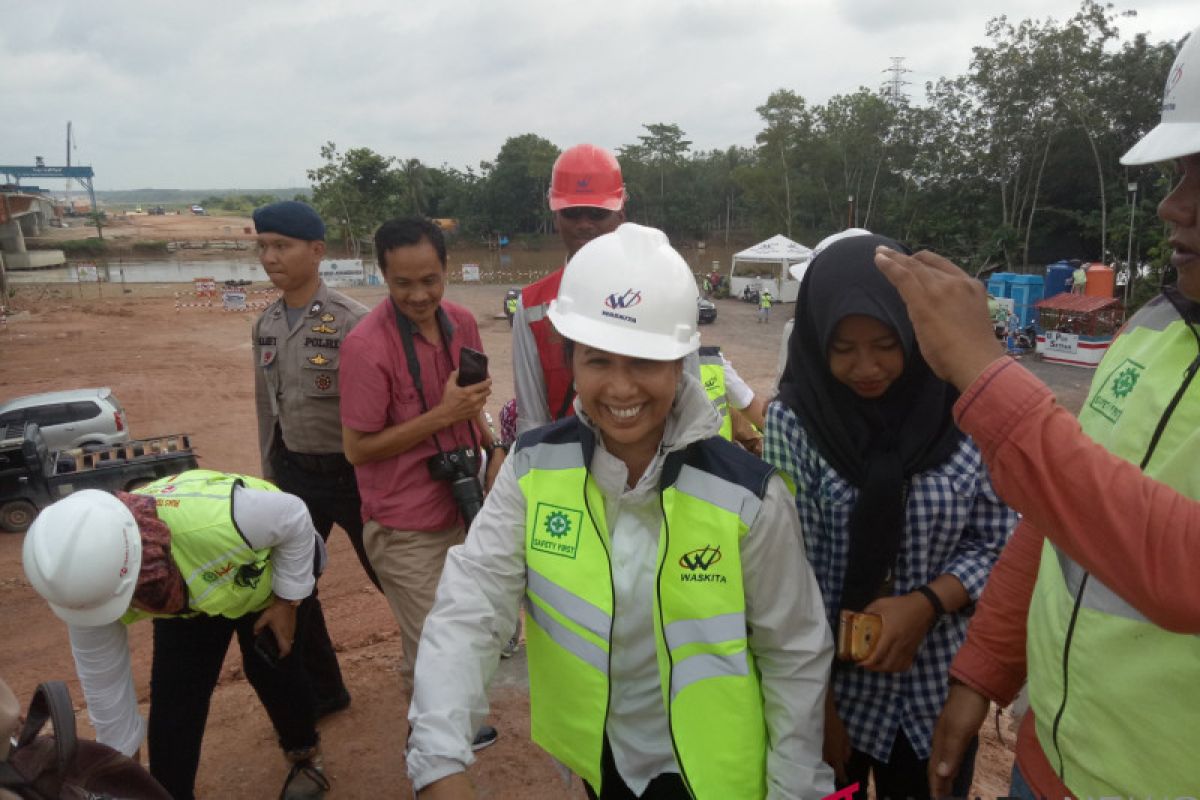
[514,419,772,799]
[1026,294,1200,795]
[759,293,772,309]
[122,470,280,624]
[521,268,576,421]
[697,346,732,441]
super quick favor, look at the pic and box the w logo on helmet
[576,177,591,191]
[605,289,642,310]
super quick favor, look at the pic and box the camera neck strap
[391,301,478,456]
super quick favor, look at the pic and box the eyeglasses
[559,207,615,222]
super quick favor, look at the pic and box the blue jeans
[1009,762,1041,800]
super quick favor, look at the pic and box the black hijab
[777,234,962,613]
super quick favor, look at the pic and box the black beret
[252,201,325,241]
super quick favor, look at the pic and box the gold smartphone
[837,610,883,662]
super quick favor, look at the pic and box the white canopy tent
[728,234,812,302]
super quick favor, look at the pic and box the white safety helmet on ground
[23,489,142,627]
[549,223,699,361]
[1121,26,1200,165]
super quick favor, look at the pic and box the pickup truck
[0,422,199,533]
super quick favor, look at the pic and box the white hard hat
[789,228,873,282]
[549,223,699,361]
[1121,27,1200,165]
[23,490,141,627]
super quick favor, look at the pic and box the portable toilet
[987,272,1015,298]
[1084,263,1115,298]
[1009,274,1045,328]
[1044,262,1073,298]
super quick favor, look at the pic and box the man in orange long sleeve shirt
[872,26,1200,799]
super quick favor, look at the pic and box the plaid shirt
[764,401,1016,762]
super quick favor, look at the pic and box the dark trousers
[840,730,978,800]
[270,446,379,590]
[582,739,689,800]
[271,446,375,706]
[147,606,318,800]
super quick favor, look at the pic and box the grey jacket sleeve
[512,297,552,436]
[742,474,836,799]
[67,622,142,756]
[406,456,528,789]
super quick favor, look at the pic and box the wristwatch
[489,441,510,457]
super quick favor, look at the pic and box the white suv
[0,388,130,451]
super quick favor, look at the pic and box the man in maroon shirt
[339,217,505,750]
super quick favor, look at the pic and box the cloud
[3,0,1192,189]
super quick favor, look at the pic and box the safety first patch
[530,502,583,559]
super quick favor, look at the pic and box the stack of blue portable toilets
[1010,275,1045,330]
[1044,261,1074,298]
[987,271,1045,331]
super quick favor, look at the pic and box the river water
[7,243,753,286]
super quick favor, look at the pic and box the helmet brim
[548,194,625,212]
[48,584,135,627]
[548,304,698,361]
[1120,121,1200,165]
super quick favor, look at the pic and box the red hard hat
[548,144,625,211]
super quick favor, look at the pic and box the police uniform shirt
[253,280,368,474]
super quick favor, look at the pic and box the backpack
[0,681,171,800]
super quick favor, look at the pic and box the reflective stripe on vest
[1027,295,1200,795]
[522,269,575,420]
[516,426,768,799]
[123,470,278,624]
[698,347,732,441]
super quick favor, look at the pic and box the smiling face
[380,239,445,328]
[1160,153,1200,302]
[827,314,906,399]
[572,344,682,466]
[256,233,324,299]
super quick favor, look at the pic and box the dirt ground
[39,211,261,243]
[0,273,1095,798]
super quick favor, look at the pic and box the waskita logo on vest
[679,545,726,583]
[602,289,642,324]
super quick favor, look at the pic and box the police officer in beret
[252,200,375,718]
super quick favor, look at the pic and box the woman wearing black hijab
[763,234,1016,799]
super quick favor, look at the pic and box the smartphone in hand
[837,610,882,662]
[457,347,489,386]
[254,628,282,668]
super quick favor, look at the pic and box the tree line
[307,1,1183,302]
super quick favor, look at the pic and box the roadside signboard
[222,290,247,311]
[461,263,481,282]
[319,259,366,287]
[1045,330,1079,354]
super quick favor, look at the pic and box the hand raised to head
[873,247,1005,391]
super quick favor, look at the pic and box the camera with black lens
[426,447,484,525]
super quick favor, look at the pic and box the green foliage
[131,240,170,254]
[58,238,109,256]
[196,193,281,213]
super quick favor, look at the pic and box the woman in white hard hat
[406,223,834,799]
[21,473,331,800]
[872,25,1200,800]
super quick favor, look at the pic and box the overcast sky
[2,0,1193,191]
